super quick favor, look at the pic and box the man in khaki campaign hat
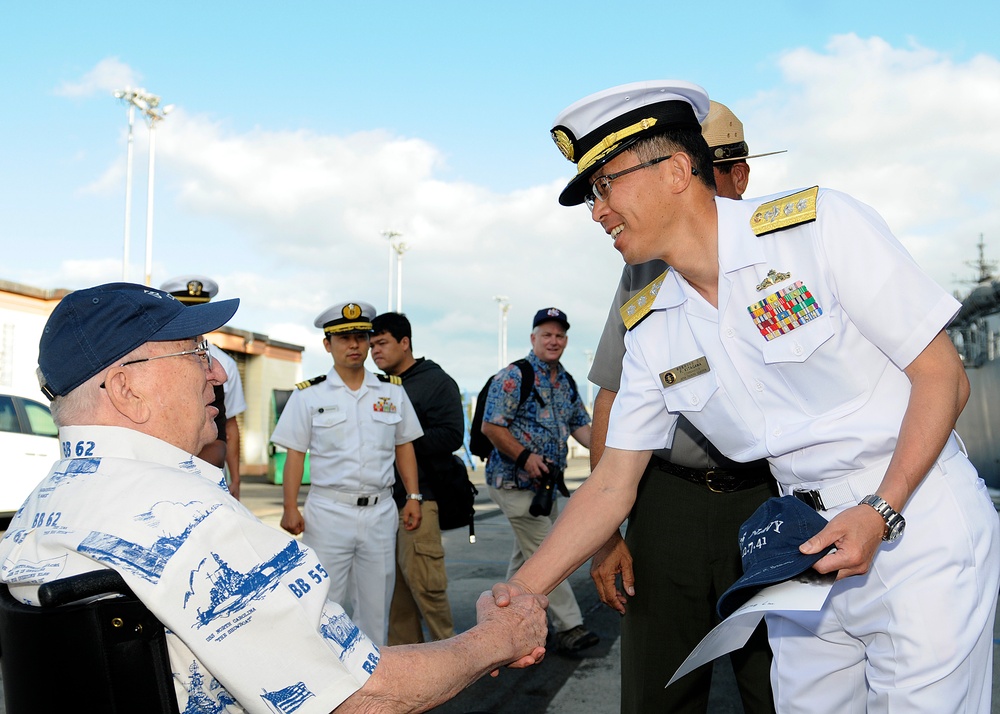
[586,100,783,713]
[270,300,424,646]
[161,274,248,498]
[493,80,999,713]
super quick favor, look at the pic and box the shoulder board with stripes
[295,375,327,390]
[620,269,669,331]
[377,374,402,385]
[750,186,819,236]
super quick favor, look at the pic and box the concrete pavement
[242,457,746,713]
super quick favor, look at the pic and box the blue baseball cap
[716,495,831,619]
[38,282,239,399]
[532,307,570,330]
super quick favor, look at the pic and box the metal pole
[122,104,135,281]
[501,304,509,365]
[143,121,157,286]
[396,250,403,312]
[493,296,509,368]
[382,230,400,310]
[394,241,408,312]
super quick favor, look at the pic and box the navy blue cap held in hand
[716,495,830,619]
[38,282,239,399]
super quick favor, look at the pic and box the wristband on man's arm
[514,448,532,471]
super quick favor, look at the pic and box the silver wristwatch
[860,495,905,541]
[406,493,424,502]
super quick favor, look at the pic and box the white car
[0,391,59,519]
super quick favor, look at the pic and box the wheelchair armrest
[38,569,136,607]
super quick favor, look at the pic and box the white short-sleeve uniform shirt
[209,344,247,418]
[270,368,423,490]
[608,188,960,488]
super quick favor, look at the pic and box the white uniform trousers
[488,485,585,633]
[303,490,398,646]
[767,445,1000,713]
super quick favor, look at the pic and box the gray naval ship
[947,235,1000,495]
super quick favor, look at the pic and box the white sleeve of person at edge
[666,572,835,687]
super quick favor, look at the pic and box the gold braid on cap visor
[577,117,658,174]
[324,322,373,334]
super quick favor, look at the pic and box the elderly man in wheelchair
[0,282,547,714]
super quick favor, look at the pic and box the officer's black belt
[648,455,771,493]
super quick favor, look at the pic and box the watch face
[885,518,905,541]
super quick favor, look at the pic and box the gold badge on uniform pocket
[659,356,711,387]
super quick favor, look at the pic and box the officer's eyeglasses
[585,155,673,210]
[100,340,213,388]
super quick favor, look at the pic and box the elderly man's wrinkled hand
[590,531,634,614]
[476,590,548,675]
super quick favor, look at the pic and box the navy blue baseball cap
[38,282,239,399]
[716,495,831,619]
[532,307,570,330]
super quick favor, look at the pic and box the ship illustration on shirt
[77,502,221,583]
[181,660,237,713]
[185,539,307,628]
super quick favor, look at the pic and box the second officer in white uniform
[271,301,423,646]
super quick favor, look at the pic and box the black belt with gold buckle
[648,455,771,493]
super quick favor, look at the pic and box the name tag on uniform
[659,357,710,387]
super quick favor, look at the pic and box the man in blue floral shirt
[482,307,597,654]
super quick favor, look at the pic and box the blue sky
[2,1,999,391]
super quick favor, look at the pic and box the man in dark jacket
[371,312,465,644]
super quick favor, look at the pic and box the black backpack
[430,455,479,541]
[468,359,577,460]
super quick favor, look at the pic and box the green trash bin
[268,389,310,485]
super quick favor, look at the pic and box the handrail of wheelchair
[38,570,137,608]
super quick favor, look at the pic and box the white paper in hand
[666,572,835,687]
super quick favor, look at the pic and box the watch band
[859,494,905,541]
[406,493,423,502]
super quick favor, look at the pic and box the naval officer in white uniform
[271,300,424,646]
[493,80,1000,713]
[161,275,248,498]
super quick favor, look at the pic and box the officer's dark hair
[630,128,716,191]
[371,312,412,348]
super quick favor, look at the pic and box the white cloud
[54,57,141,98]
[738,34,1000,293]
[138,113,620,388]
[51,39,1000,391]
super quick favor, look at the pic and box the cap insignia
[186,280,204,296]
[551,128,574,162]
[751,187,818,237]
[342,303,362,320]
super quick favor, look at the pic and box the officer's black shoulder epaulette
[295,375,327,390]
[620,269,669,331]
[377,374,402,385]
[750,186,819,237]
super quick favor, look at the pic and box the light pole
[381,230,401,310]
[393,240,408,312]
[493,296,510,368]
[113,88,172,285]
